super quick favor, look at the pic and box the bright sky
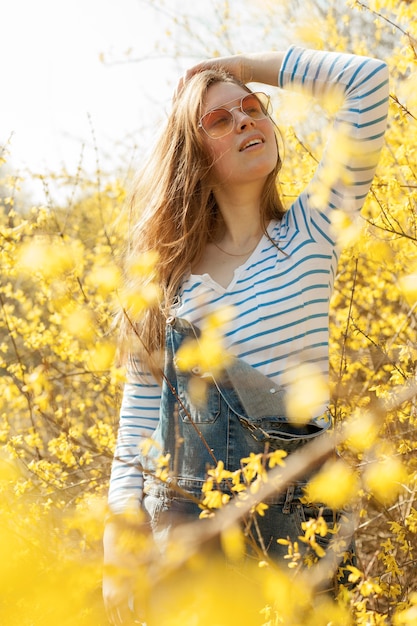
[2,0,185,196]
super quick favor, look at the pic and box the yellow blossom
[364,456,408,505]
[304,459,360,509]
[88,340,116,371]
[220,524,245,561]
[282,363,329,424]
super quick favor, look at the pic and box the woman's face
[199,81,278,188]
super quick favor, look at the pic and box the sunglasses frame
[198,92,272,139]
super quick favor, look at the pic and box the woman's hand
[103,520,148,625]
[182,54,248,85]
[103,572,142,625]
[176,51,286,97]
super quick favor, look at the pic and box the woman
[104,46,389,624]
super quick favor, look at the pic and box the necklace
[212,240,258,257]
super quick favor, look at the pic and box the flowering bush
[1,1,416,624]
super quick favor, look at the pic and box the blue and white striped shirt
[108,46,389,513]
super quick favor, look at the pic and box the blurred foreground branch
[146,378,417,586]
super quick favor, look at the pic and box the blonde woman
[104,46,389,625]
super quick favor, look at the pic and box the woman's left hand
[175,51,285,98]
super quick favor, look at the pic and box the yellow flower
[282,363,329,425]
[175,306,235,376]
[268,450,287,468]
[207,460,234,484]
[88,340,116,371]
[201,489,230,510]
[304,459,360,509]
[364,456,408,505]
[252,501,269,517]
[220,524,245,561]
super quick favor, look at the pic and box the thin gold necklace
[212,241,257,257]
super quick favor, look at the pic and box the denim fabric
[140,316,344,563]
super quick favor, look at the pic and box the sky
[2,0,295,202]
[1,0,389,204]
[1,0,187,198]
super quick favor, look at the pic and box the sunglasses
[198,92,272,139]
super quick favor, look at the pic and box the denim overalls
[140,316,337,560]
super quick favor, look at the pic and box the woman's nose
[234,109,255,130]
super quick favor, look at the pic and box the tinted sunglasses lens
[201,109,234,138]
[243,93,271,118]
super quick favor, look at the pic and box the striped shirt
[108,46,389,513]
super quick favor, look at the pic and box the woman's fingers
[107,602,144,626]
[175,55,245,99]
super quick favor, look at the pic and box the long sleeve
[107,365,161,513]
[279,46,389,218]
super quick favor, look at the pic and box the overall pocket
[175,370,222,424]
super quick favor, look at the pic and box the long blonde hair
[119,68,286,378]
